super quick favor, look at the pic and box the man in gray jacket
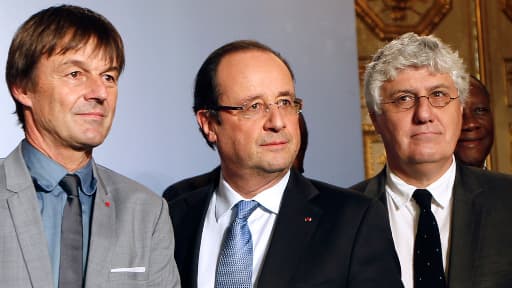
[0,5,180,287]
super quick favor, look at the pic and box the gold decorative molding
[358,56,372,109]
[502,0,512,22]
[355,0,452,40]
[505,58,512,107]
[363,124,386,178]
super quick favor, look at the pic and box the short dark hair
[5,4,125,129]
[193,39,295,148]
[294,112,309,173]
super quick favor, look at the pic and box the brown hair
[5,4,125,129]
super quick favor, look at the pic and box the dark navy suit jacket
[164,167,403,288]
[351,163,512,288]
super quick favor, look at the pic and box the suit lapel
[84,164,115,287]
[257,171,322,287]
[447,164,484,288]
[170,173,217,288]
[5,145,54,288]
[364,168,387,205]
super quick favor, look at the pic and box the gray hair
[364,32,469,114]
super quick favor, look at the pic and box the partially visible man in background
[293,113,308,173]
[0,5,179,287]
[455,75,494,169]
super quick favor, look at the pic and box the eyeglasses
[210,98,303,119]
[381,91,459,111]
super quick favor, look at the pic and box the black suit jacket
[163,167,403,288]
[351,163,512,288]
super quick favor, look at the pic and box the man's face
[201,50,300,179]
[15,40,119,153]
[455,80,494,167]
[371,67,463,176]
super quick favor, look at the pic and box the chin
[72,137,106,151]
[260,164,290,174]
[409,153,452,165]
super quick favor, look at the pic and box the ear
[10,84,33,108]
[369,111,382,135]
[196,110,217,143]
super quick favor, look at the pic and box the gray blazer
[351,163,512,288]
[0,143,180,288]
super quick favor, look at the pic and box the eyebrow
[238,90,295,103]
[388,84,452,96]
[277,90,295,97]
[60,59,120,75]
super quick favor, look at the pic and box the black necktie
[413,189,446,288]
[59,174,83,288]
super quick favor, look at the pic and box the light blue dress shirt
[21,140,97,287]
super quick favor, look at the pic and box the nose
[412,96,434,124]
[84,76,107,102]
[263,104,286,132]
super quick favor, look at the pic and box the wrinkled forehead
[50,36,120,67]
[387,65,453,81]
[217,51,294,101]
[382,66,450,88]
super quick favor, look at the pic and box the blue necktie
[413,189,446,288]
[215,200,259,288]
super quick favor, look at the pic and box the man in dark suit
[352,32,512,288]
[163,40,403,288]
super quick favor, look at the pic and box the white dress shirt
[197,170,289,288]
[385,158,456,288]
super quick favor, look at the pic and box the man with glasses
[163,40,402,288]
[352,32,512,288]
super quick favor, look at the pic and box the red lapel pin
[304,216,312,222]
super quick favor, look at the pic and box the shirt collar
[21,140,97,195]
[215,170,290,221]
[386,156,456,209]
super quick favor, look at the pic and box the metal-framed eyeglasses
[381,91,459,111]
[210,97,303,119]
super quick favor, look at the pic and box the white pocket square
[110,267,146,273]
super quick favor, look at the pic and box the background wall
[0,0,363,194]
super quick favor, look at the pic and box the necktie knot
[60,174,80,198]
[413,189,432,210]
[235,200,259,221]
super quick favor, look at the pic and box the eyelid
[394,91,414,97]
[103,73,117,82]
[68,71,82,79]
[244,98,264,105]
[395,94,415,102]
[474,107,490,113]
[277,98,293,105]
[431,90,447,96]
[243,101,264,111]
